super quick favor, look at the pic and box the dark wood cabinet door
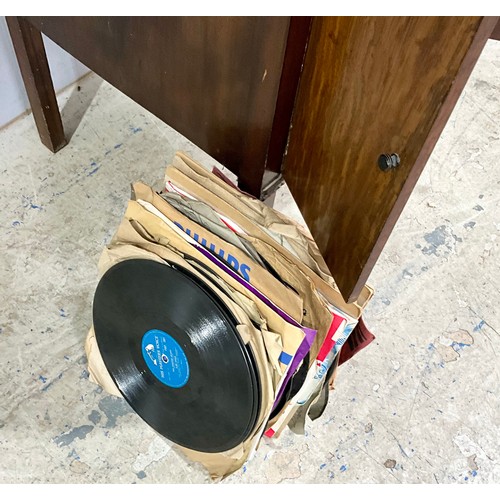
[283,16,498,302]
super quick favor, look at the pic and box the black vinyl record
[269,352,310,419]
[92,258,260,453]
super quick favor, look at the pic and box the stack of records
[86,152,375,479]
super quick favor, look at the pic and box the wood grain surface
[266,17,312,174]
[283,16,497,302]
[6,17,66,152]
[490,19,500,40]
[24,16,290,195]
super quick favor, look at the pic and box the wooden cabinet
[7,16,499,302]
[283,17,497,301]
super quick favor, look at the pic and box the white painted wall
[0,16,89,128]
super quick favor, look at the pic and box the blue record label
[141,329,189,388]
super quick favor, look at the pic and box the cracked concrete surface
[0,40,499,484]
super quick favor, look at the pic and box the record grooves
[93,258,260,453]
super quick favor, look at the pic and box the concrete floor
[0,40,499,484]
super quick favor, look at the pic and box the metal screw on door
[378,153,400,172]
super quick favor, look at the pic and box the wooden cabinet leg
[491,19,500,40]
[6,16,66,153]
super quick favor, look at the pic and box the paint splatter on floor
[53,425,94,447]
